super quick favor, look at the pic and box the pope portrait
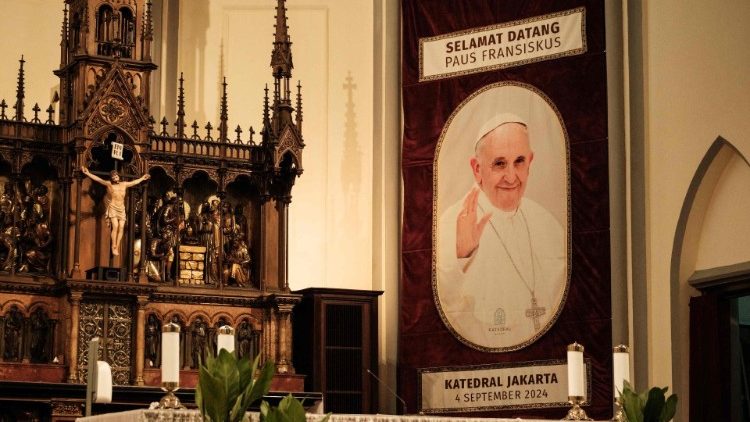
[435,104,569,351]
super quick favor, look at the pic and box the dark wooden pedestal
[292,288,383,414]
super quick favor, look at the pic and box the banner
[419,360,593,413]
[400,0,611,419]
[420,8,586,81]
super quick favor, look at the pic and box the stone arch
[85,126,143,176]
[186,310,211,326]
[95,4,115,44]
[235,313,261,330]
[1,300,27,316]
[163,310,188,328]
[118,5,136,55]
[211,312,233,327]
[27,301,53,315]
[670,136,750,414]
[278,149,300,173]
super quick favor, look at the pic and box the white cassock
[436,190,567,350]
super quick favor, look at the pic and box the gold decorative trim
[613,344,628,353]
[568,342,584,352]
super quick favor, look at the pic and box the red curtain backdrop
[399,0,611,418]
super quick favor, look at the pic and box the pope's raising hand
[456,186,492,259]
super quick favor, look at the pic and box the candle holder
[217,325,235,354]
[157,381,185,409]
[612,344,630,422]
[157,322,184,409]
[612,397,626,422]
[563,395,592,421]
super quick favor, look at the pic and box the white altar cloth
[76,409,571,422]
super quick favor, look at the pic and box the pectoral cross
[525,294,546,331]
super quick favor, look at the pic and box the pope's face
[470,123,534,212]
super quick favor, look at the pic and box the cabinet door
[322,301,371,413]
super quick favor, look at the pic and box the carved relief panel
[77,300,133,385]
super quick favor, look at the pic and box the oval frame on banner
[432,81,572,352]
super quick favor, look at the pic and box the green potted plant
[619,380,678,422]
[196,349,330,422]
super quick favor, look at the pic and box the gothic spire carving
[60,5,69,68]
[81,4,89,54]
[295,81,303,132]
[176,72,186,138]
[142,0,154,60]
[219,77,229,142]
[271,0,293,79]
[269,0,296,138]
[14,56,26,122]
[144,0,154,41]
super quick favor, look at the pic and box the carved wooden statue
[81,166,150,256]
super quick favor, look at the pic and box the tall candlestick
[217,325,235,354]
[161,322,180,383]
[567,342,585,397]
[564,342,591,420]
[613,345,629,397]
[158,322,184,409]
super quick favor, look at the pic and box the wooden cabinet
[292,288,383,414]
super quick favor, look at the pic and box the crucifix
[525,294,546,331]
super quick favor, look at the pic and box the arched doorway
[672,137,750,421]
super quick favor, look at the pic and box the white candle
[161,323,180,384]
[567,342,585,397]
[217,325,235,354]
[613,345,630,397]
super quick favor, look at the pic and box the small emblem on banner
[493,308,506,326]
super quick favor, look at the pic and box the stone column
[67,292,83,383]
[72,151,84,278]
[277,200,290,291]
[261,303,273,365]
[275,299,296,374]
[134,296,148,385]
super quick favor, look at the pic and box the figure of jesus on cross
[81,165,150,256]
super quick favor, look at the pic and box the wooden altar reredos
[0,0,306,392]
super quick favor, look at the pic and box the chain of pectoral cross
[482,204,547,331]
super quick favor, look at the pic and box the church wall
[0,0,61,115]
[630,0,750,419]
[694,154,750,271]
[170,0,375,293]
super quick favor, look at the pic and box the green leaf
[229,391,247,422]
[621,385,644,422]
[260,400,282,422]
[197,350,277,422]
[643,387,666,422]
[200,369,227,422]
[245,360,275,408]
[660,394,678,422]
[281,394,306,421]
[237,354,254,392]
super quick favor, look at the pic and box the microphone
[366,368,408,415]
